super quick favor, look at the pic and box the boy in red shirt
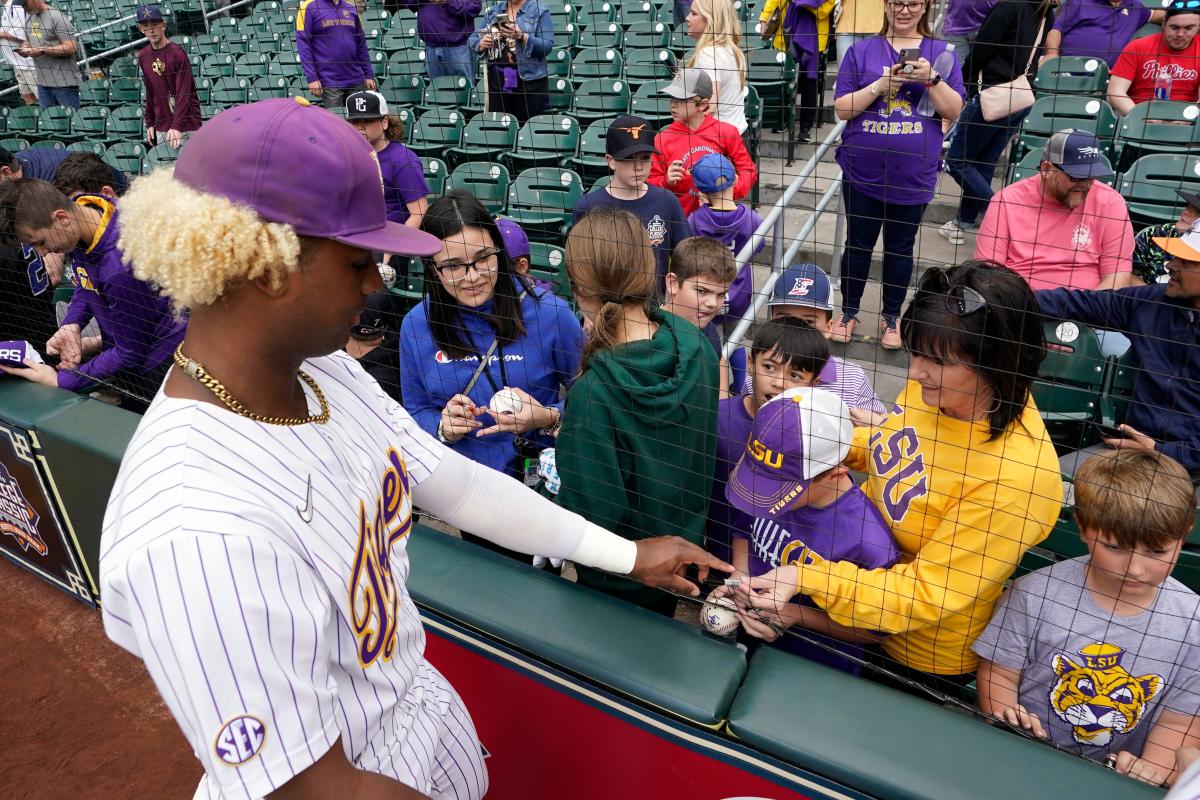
[1107,0,1200,114]
[648,68,757,216]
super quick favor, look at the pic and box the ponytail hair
[565,209,658,372]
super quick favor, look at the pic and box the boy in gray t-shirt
[973,449,1200,788]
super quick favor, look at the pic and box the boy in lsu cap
[571,113,691,286]
[95,97,728,800]
[648,68,757,216]
[687,151,763,323]
[718,387,898,673]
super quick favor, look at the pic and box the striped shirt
[99,351,486,799]
[741,354,888,415]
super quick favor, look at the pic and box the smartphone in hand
[1091,422,1133,440]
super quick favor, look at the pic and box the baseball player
[96,98,729,800]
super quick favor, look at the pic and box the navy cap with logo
[606,115,658,159]
[769,262,834,312]
[136,4,164,22]
[1042,128,1113,180]
[345,90,388,120]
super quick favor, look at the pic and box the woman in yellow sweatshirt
[740,261,1062,686]
[760,0,836,141]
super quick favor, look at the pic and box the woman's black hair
[749,317,831,378]
[901,260,1046,440]
[419,190,533,360]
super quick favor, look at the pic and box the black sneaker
[797,129,813,143]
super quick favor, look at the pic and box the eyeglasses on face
[432,248,500,282]
[887,1,925,11]
[917,268,988,316]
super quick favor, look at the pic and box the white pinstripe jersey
[99,351,486,799]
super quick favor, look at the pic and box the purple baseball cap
[172,98,441,257]
[495,215,530,259]
[726,387,852,518]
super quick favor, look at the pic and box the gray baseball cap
[660,68,713,100]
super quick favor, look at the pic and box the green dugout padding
[406,526,747,727]
[729,648,1163,800]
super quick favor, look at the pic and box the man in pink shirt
[975,129,1134,291]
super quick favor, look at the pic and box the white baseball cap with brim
[1154,219,1200,262]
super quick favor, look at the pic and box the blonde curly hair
[117,169,303,311]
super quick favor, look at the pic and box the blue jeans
[945,95,1031,227]
[839,181,927,324]
[38,85,79,109]
[426,44,474,83]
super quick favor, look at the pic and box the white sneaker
[938,219,966,246]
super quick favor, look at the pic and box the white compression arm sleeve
[412,445,638,575]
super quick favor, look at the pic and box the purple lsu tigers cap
[173,97,440,257]
[726,387,852,517]
[495,216,530,259]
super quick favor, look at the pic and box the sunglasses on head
[1169,0,1200,10]
[917,267,988,316]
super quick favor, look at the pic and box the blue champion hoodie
[400,282,584,476]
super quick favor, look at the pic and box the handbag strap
[461,288,529,397]
[978,14,1047,86]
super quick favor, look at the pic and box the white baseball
[701,595,739,637]
[488,388,523,416]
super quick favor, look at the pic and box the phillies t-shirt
[835,36,966,205]
[742,486,898,673]
[1112,33,1200,104]
[572,186,692,283]
[377,141,429,226]
[975,175,1134,290]
[1053,0,1151,66]
[689,203,764,322]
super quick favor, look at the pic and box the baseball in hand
[488,387,523,416]
[701,595,739,637]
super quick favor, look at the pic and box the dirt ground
[0,560,201,800]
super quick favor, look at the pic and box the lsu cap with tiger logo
[726,387,852,517]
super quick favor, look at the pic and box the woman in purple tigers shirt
[831,0,964,350]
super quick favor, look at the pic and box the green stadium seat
[0,137,28,151]
[80,79,110,107]
[107,77,142,105]
[405,108,466,159]
[107,56,140,79]
[502,113,581,173]
[3,106,38,138]
[417,75,472,116]
[234,52,271,78]
[1099,349,1136,430]
[576,22,622,52]
[570,46,623,83]
[37,106,75,141]
[623,48,675,90]
[443,111,520,169]
[620,1,661,28]
[420,155,448,197]
[565,116,616,185]
[251,75,291,99]
[1031,319,1107,451]
[210,76,251,106]
[1112,100,1200,173]
[544,76,575,112]
[575,2,617,29]
[193,76,213,105]
[547,46,572,79]
[572,77,630,125]
[747,47,796,154]
[390,255,425,313]
[668,28,691,57]
[387,9,419,38]
[145,140,186,169]
[380,28,415,53]
[105,141,146,175]
[1117,153,1200,229]
[360,8,391,28]
[268,52,304,78]
[1014,95,1118,162]
[504,167,584,246]
[380,74,425,109]
[67,141,106,156]
[448,161,511,214]
[68,106,110,144]
[190,33,222,54]
[202,52,236,78]
[630,79,673,127]
[547,4,576,34]
[104,104,145,143]
[1034,55,1111,95]
[526,241,571,300]
[622,20,670,51]
[384,50,426,82]
[27,139,63,150]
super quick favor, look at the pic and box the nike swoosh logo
[297,476,314,524]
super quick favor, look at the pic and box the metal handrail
[723,119,845,358]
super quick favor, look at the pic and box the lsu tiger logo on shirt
[1049,643,1163,747]
[868,426,928,522]
[73,266,95,293]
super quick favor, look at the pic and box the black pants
[796,75,819,134]
[487,73,548,123]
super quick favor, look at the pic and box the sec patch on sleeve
[214,715,267,765]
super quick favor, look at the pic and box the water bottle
[1154,67,1173,101]
[917,43,955,117]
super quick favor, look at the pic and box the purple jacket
[296,0,374,88]
[688,203,763,322]
[395,0,482,48]
[59,197,184,393]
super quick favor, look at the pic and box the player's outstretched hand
[628,536,732,597]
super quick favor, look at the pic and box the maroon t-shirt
[137,41,201,133]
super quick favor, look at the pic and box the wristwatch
[927,72,943,87]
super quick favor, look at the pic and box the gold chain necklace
[172,345,330,426]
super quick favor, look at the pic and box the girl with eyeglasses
[400,192,583,511]
[831,0,966,350]
[735,261,1062,696]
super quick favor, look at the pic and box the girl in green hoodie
[557,209,720,614]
